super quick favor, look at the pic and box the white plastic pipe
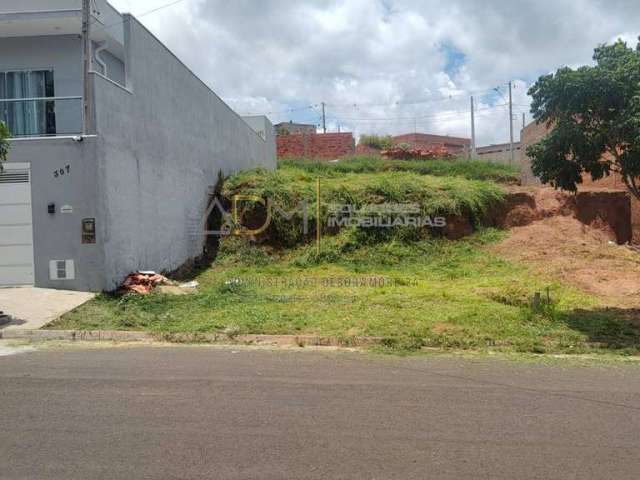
[94,42,109,77]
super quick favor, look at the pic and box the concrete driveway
[0,287,94,330]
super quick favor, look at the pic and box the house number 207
[53,165,70,178]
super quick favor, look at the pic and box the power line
[91,0,189,33]
[239,104,319,116]
[324,103,509,122]
[239,82,519,118]
[322,86,507,110]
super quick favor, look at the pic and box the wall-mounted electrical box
[49,260,75,280]
[82,218,96,244]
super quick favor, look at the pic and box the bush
[359,134,394,150]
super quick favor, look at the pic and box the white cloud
[107,0,640,145]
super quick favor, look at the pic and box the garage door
[0,163,34,287]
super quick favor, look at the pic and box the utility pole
[470,96,476,160]
[321,102,326,134]
[81,0,92,135]
[522,112,525,130]
[508,81,514,165]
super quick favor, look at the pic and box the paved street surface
[2,344,640,479]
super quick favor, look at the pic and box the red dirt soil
[492,212,640,307]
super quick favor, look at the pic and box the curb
[0,329,385,348]
[0,329,152,342]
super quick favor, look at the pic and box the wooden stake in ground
[316,177,321,256]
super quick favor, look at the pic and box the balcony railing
[0,96,82,138]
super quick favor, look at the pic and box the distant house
[476,142,522,165]
[275,121,317,135]
[392,133,471,157]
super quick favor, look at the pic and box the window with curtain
[0,70,56,136]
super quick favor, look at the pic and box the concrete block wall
[355,144,381,156]
[92,15,276,290]
[520,121,550,185]
[242,115,276,166]
[392,133,470,157]
[476,143,522,165]
[277,132,355,160]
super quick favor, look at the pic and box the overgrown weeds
[222,164,506,247]
[279,155,520,183]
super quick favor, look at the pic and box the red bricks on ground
[277,132,355,160]
[119,272,171,295]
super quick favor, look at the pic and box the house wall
[520,121,548,185]
[1,0,82,11]
[0,35,83,135]
[92,15,276,291]
[5,137,105,291]
[91,42,126,87]
[242,115,277,165]
[355,144,381,156]
[277,132,355,160]
[392,133,470,157]
[275,122,316,135]
[476,143,522,165]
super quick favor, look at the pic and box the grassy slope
[51,229,639,355]
[223,164,506,246]
[49,158,640,354]
[279,155,520,183]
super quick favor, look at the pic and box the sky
[108,0,640,145]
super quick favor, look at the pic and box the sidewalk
[0,288,95,330]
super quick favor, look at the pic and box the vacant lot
[49,157,640,354]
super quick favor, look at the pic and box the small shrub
[359,134,394,150]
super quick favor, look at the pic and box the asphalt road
[2,344,640,479]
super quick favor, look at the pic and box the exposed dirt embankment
[490,187,640,307]
[487,188,575,228]
[487,187,631,244]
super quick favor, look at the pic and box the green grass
[279,155,520,183]
[47,159,640,356]
[223,165,506,246]
[49,229,640,355]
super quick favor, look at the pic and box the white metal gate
[0,163,34,286]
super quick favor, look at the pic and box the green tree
[527,39,640,198]
[0,121,10,172]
